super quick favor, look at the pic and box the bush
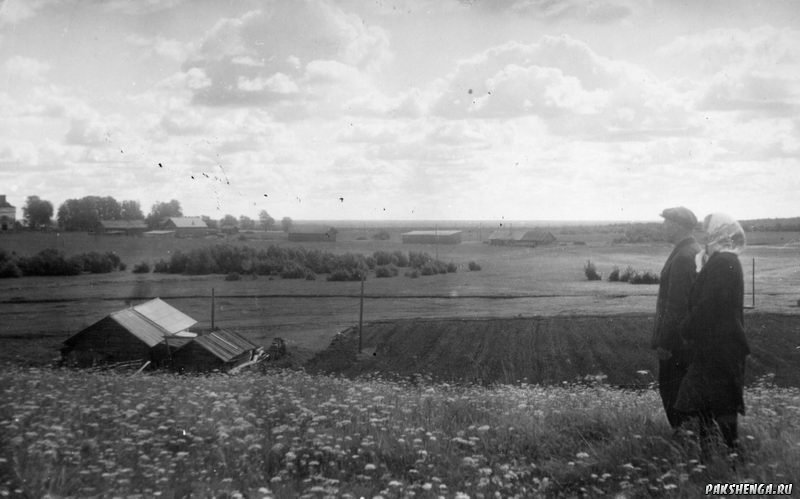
[327,267,366,282]
[584,260,602,281]
[393,251,409,267]
[468,261,481,271]
[373,251,398,267]
[405,269,419,278]
[375,265,398,278]
[74,251,116,273]
[153,259,170,273]
[629,271,660,285]
[446,262,457,273]
[18,249,82,276]
[619,266,635,282]
[280,262,309,279]
[608,266,620,282]
[132,261,151,274]
[0,261,22,278]
[225,272,241,281]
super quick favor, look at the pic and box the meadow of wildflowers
[1,368,798,498]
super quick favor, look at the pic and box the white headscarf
[695,213,746,272]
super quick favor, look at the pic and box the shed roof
[191,329,258,362]
[402,230,462,236]
[166,217,209,228]
[65,298,198,349]
[488,229,555,241]
[99,219,147,230]
[132,298,197,335]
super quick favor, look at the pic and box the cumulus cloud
[509,0,635,23]
[427,36,690,139]
[65,118,112,146]
[180,0,391,116]
[3,55,50,82]
[127,34,193,62]
[0,0,53,25]
[658,27,800,116]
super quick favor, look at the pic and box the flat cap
[660,206,697,229]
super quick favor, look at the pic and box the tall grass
[1,368,797,498]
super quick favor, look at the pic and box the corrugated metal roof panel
[193,330,257,362]
[133,298,196,334]
[110,309,170,348]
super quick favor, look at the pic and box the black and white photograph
[1,0,798,497]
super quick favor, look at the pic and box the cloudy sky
[1,0,799,223]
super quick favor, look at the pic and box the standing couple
[652,206,749,455]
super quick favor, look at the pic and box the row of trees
[18,195,290,232]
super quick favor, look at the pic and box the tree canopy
[22,196,54,228]
[145,200,183,229]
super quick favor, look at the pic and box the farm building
[61,298,198,368]
[288,226,337,242]
[162,217,213,237]
[171,329,259,373]
[488,229,557,247]
[97,219,148,236]
[0,195,15,231]
[61,298,260,372]
[401,230,462,245]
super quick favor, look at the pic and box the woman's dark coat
[675,251,750,416]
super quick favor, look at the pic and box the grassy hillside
[2,368,797,498]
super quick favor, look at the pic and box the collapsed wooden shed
[171,329,259,373]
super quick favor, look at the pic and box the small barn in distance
[61,298,197,367]
[162,217,213,238]
[488,229,557,247]
[97,219,148,236]
[401,230,462,245]
[288,226,337,242]
[0,195,15,231]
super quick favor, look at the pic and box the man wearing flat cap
[652,206,701,430]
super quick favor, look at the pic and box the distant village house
[401,230,462,245]
[488,229,557,247]
[0,195,15,231]
[97,219,148,236]
[161,216,213,238]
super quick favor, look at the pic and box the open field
[1,228,799,369]
[1,228,799,497]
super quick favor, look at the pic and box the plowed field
[306,313,800,387]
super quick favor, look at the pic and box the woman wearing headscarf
[674,213,750,454]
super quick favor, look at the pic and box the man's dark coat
[675,251,750,416]
[652,236,700,428]
[652,237,701,352]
